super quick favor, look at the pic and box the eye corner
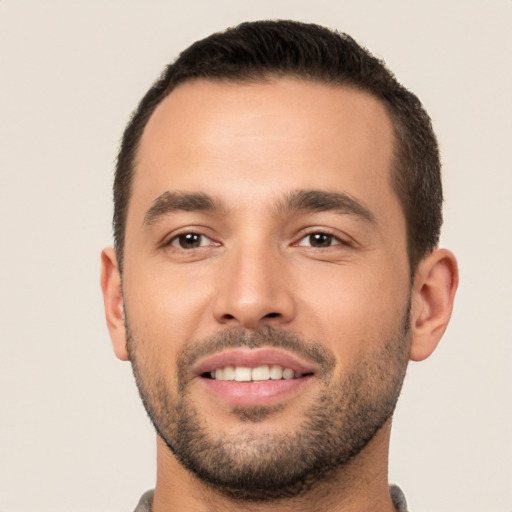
[293,231,352,249]
[161,228,222,252]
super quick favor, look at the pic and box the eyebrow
[144,191,218,226]
[275,190,376,224]
[143,188,376,227]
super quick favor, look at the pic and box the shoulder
[132,489,154,512]
[390,484,409,512]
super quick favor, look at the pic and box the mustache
[176,325,336,380]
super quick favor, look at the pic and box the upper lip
[194,348,317,376]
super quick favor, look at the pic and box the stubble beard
[126,309,411,502]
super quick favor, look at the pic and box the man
[100,20,458,512]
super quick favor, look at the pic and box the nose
[212,245,296,330]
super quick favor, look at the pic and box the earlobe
[100,247,129,361]
[409,249,458,362]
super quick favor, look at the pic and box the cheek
[294,260,409,365]
[123,266,214,358]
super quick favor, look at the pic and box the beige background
[1,1,511,511]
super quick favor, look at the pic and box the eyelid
[296,234,340,247]
[161,227,221,249]
[169,233,213,248]
[292,228,354,248]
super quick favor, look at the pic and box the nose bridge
[213,236,295,329]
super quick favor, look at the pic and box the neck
[151,419,397,512]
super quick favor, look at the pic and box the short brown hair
[114,20,442,272]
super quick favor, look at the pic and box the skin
[101,78,458,511]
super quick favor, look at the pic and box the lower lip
[200,376,313,406]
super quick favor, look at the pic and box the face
[120,79,413,499]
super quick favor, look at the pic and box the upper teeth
[211,365,301,381]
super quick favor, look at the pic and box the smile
[195,348,316,406]
[207,365,304,381]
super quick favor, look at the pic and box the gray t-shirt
[133,484,409,511]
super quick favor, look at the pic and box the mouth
[204,364,307,381]
[195,348,316,406]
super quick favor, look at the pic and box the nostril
[217,310,286,328]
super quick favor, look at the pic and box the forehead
[131,78,398,225]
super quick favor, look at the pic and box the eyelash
[165,229,351,251]
[167,232,217,250]
[294,230,352,249]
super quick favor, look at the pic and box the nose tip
[212,253,295,330]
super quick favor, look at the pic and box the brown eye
[171,233,208,249]
[297,232,341,248]
[309,233,333,247]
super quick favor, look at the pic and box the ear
[409,249,458,362]
[100,247,129,361]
